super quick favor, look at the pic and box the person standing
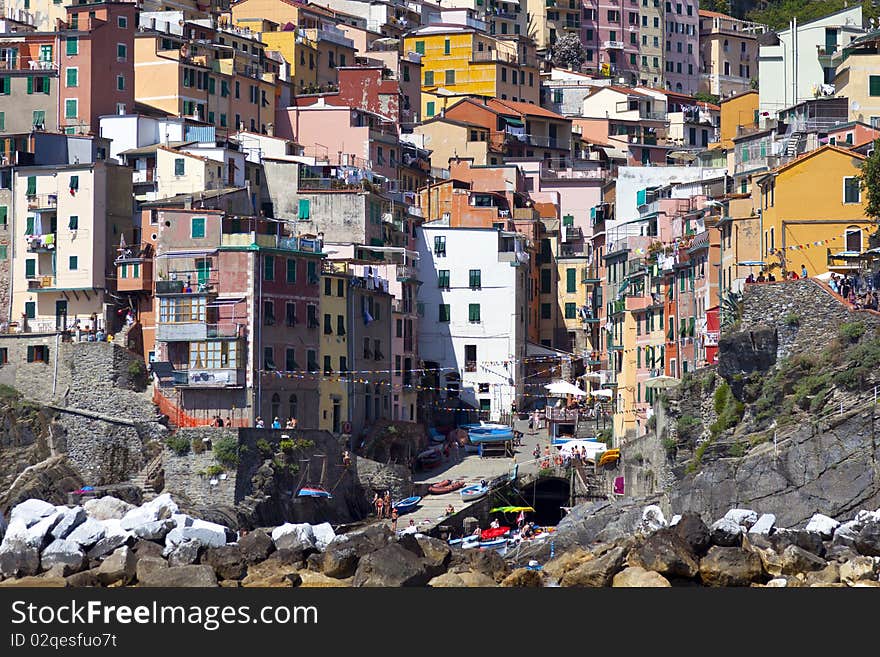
[383,491,392,519]
[390,507,399,532]
[376,494,384,519]
[801,264,808,279]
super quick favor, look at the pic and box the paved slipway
[381,418,545,533]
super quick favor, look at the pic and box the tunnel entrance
[509,477,571,527]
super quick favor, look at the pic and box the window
[438,269,450,289]
[566,268,576,293]
[565,302,576,319]
[68,256,78,270]
[263,300,275,325]
[846,227,862,251]
[66,37,78,56]
[844,177,861,204]
[870,76,880,97]
[415,40,425,55]
[468,303,481,323]
[64,99,77,119]
[25,258,36,278]
[373,339,382,360]
[27,345,49,363]
[424,70,434,85]
[285,348,298,371]
[469,269,481,289]
[263,255,275,281]
[307,350,318,372]
[439,304,450,322]
[174,158,185,176]
[24,301,35,319]
[465,344,477,371]
[340,357,347,372]
[117,43,127,61]
[337,315,345,335]
[324,277,332,296]
[297,198,310,220]
[444,38,450,55]
[434,235,446,256]
[324,313,332,334]
[540,268,551,293]
[263,346,275,370]
[324,355,332,375]
[445,69,455,85]
[118,16,127,28]
[0,206,6,227]
[67,214,78,230]
[307,260,317,284]
[190,216,205,238]
[117,75,125,91]
[540,303,551,319]
[426,101,435,117]
[0,112,4,131]
[66,68,78,87]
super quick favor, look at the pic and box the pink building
[594,0,641,85]
[663,0,700,94]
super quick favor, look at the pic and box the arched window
[723,39,729,52]
[845,226,863,252]
[271,393,280,420]
[289,394,298,421]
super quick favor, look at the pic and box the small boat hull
[297,487,332,499]
[393,496,422,514]
[460,484,489,502]
[428,480,464,495]
[479,537,509,553]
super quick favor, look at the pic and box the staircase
[129,453,163,503]
[573,460,608,501]
[783,132,803,158]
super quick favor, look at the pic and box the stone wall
[741,279,880,360]
[355,457,413,501]
[162,428,239,508]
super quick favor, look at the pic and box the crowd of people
[254,416,298,429]
[828,272,880,310]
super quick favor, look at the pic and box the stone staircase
[129,453,163,503]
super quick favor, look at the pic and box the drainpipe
[52,331,59,398]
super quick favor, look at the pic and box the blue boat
[479,537,509,553]
[393,496,422,514]
[460,483,489,502]
[428,427,446,443]
[297,486,332,499]
[467,425,514,444]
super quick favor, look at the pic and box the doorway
[55,299,67,330]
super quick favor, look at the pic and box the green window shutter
[469,303,480,322]
[0,112,4,131]
[438,270,449,288]
[174,158,185,176]
[43,77,49,94]
[286,258,296,283]
[120,263,127,279]
[69,256,78,270]
[25,258,35,278]
[32,110,44,127]
[27,346,34,362]
[298,198,310,219]
[424,70,434,85]
[65,99,77,118]
[68,215,78,229]
[563,214,574,226]
[415,40,425,55]
[566,268,576,293]
[25,216,34,235]
[133,263,139,278]
[66,37,78,55]
[263,255,275,281]
[871,76,880,96]
[0,206,6,226]
[439,304,450,322]
[1,77,8,94]
[426,101,435,117]
[26,76,33,94]
[0,245,6,260]
[307,260,317,281]
[636,189,646,205]
[445,69,454,85]
[190,216,205,238]
[24,302,35,319]
[208,76,215,94]
[637,347,641,368]
[66,68,77,87]
[444,39,450,55]
[26,176,36,196]
[565,302,576,319]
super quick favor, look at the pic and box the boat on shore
[428,479,465,495]
[460,483,489,502]
[480,526,510,540]
[393,496,422,514]
[297,486,332,499]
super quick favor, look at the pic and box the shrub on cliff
[213,436,240,467]
[166,435,191,456]
[839,322,866,343]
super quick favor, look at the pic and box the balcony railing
[173,368,243,387]
[561,225,582,242]
[582,266,600,283]
[603,40,625,49]
[465,360,477,373]
[26,234,55,253]
[156,321,243,342]
[0,57,57,71]
[396,264,419,281]
[132,168,157,184]
[220,232,323,254]
[27,194,57,210]
[27,276,56,290]
[539,164,608,181]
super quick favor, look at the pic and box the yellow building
[833,33,880,123]
[612,307,639,445]
[556,255,597,356]
[717,192,761,296]
[755,145,875,277]
[319,263,348,433]
[719,90,759,148]
[257,27,319,93]
[402,27,540,118]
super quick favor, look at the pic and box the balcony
[172,368,243,387]
[539,164,608,181]
[816,45,836,66]
[27,194,57,211]
[116,244,153,293]
[220,232,323,254]
[640,110,668,121]
[563,21,581,30]
[132,168,157,185]
[156,321,243,342]
[396,263,419,282]
[582,266,601,284]
[561,225,583,242]
[26,234,56,253]
[0,57,57,72]
[465,360,477,373]
[603,41,625,49]
[27,276,56,291]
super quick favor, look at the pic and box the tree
[693,91,721,105]
[551,33,588,71]
[858,139,880,224]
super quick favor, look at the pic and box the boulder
[297,571,351,588]
[414,536,452,571]
[612,566,672,588]
[242,559,303,587]
[10,499,57,527]
[83,497,134,521]
[140,565,219,587]
[709,517,743,547]
[119,495,179,532]
[312,523,336,551]
[238,530,275,564]
[135,557,167,583]
[204,545,246,581]
[429,570,497,587]
[673,513,711,556]
[804,513,839,539]
[847,580,880,587]
[779,545,826,575]
[352,543,431,587]
[0,539,40,578]
[50,507,87,541]
[748,543,783,578]
[0,576,67,587]
[839,556,879,583]
[833,521,861,548]
[40,539,85,576]
[804,563,840,586]
[747,514,776,537]
[65,569,100,587]
[450,546,509,583]
[321,527,394,579]
[669,515,682,527]
[272,523,316,551]
[143,494,179,520]
[631,528,699,579]
[166,541,201,567]
[855,521,880,557]
[560,546,627,587]
[500,568,543,587]
[86,520,132,559]
[131,519,174,542]
[543,548,591,582]
[764,578,788,587]
[723,509,758,529]
[638,505,667,534]
[179,519,228,549]
[25,512,61,550]
[132,539,165,559]
[96,546,136,586]
[699,546,764,587]
[66,518,106,548]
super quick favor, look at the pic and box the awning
[504,117,524,127]
[545,380,587,397]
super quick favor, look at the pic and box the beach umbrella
[545,380,587,396]
[644,375,681,389]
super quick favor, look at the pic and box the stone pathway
[381,418,552,533]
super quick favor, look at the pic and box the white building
[416,223,529,420]
[758,6,864,117]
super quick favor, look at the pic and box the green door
[196,259,210,286]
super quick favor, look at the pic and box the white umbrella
[583,372,603,380]
[814,271,833,281]
[558,440,607,459]
[590,389,613,398]
[544,380,587,397]
[644,375,680,389]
